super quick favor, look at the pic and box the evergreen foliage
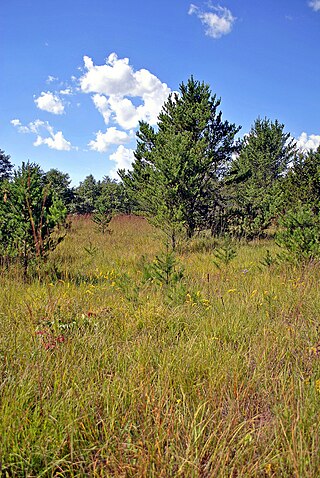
[99,176,133,214]
[120,76,240,248]
[0,149,13,182]
[45,168,74,210]
[143,249,184,286]
[0,162,68,275]
[276,205,320,262]
[212,236,237,269]
[1,80,318,268]
[281,146,320,214]
[92,199,113,234]
[227,118,296,238]
[72,174,100,214]
[71,175,132,215]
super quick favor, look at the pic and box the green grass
[1,215,320,477]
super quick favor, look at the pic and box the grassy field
[1,215,320,477]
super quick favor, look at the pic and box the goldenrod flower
[265,463,272,476]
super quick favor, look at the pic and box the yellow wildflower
[265,463,272,476]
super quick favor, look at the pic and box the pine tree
[45,168,74,210]
[73,174,100,214]
[120,76,240,247]
[0,149,13,182]
[227,117,296,238]
[282,146,320,213]
[0,162,68,276]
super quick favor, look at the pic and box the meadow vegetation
[1,77,320,477]
[1,215,320,477]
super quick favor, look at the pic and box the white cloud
[34,91,65,114]
[109,145,135,179]
[46,75,58,83]
[309,0,320,11]
[11,118,72,151]
[11,118,46,134]
[11,119,22,127]
[59,88,72,95]
[188,4,236,38]
[92,94,112,124]
[81,53,136,96]
[34,131,72,151]
[79,53,171,129]
[107,96,139,129]
[88,127,131,153]
[295,132,320,151]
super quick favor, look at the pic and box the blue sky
[1,0,320,185]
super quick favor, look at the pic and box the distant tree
[120,76,240,248]
[0,162,68,276]
[0,149,13,182]
[73,174,101,214]
[91,177,135,233]
[226,118,296,238]
[45,168,74,210]
[99,176,132,214]
[281,146,320,214]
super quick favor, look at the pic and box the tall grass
[1,215,320,477]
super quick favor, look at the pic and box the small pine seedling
[212,237,237,269]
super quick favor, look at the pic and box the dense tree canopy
[45,168,74,208]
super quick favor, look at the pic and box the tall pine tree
[120,76,240,247]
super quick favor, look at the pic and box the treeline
[120,77,320,258]
[1,76,320,271]
[33,169,133,216]
[0,153,132,275]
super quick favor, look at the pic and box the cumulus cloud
[79,53,171,129]
[295,132,320,151]
[188,3,236,38]
[88,127,131,153]
[92,94,112,124]
[11,118,46,134]
[11,118,72,151]
[13,53,174,159]
[107,96,139,129]
[109,145,135,179]
[34,91,65,114]
[34,131,72,151]
[309,0,320,11]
